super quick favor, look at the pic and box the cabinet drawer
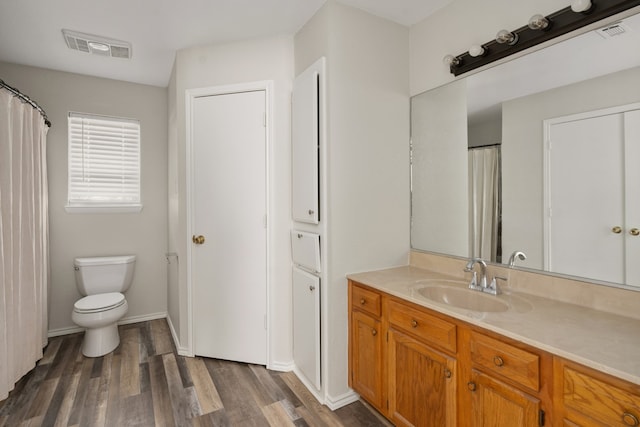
[562,364,640,427]
[351,284,381,318]
[470,331,540,391]
[388,299,456,353]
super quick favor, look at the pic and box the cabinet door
[292,60,321,224]
[292,268,321,390]
[350,310,383,410]
[469,370,540,427]
[388,329,456,427]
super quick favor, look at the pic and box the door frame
[185,81,273,365]
[542,101,640,271]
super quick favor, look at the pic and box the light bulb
[495,30,518,45]
[443,54,460,66]
[468,45,485,57]
[571,0,592,13]
[528,14,550,30]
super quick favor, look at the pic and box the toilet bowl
[72,255,135,357]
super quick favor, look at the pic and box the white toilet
[72,255,136,357]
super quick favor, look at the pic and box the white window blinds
[67,112,141,209]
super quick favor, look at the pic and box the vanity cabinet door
[554,358,640,427]
[350,310,384,411]
[388,329,456,427]
[468,369,541,427]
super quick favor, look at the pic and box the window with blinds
[67,112,141,212]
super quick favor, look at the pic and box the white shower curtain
[469,145,501,262]
[0,88,49,400]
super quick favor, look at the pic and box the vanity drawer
[387,299,456,353]
[351,283,381,318]
[470,331,540,391]
[561,363,640,427]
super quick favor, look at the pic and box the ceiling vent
[62,29,132,59]
[595,22,631,39]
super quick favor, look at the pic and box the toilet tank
[74,255,136,296]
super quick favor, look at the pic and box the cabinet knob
[411,319,418,328]
[623,412,639,426]
[308,209,315,215]
[612,226,622,234]
[467,381,477,392]
[444,368,452,379]
[493,356,505,367]
[360,298,366,305]
[297,233,303,238]
[371,328,378,336]
[631,228,640,237]
[309,285,316,291]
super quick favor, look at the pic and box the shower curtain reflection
[469,145,501,262]
[0,85,49,400]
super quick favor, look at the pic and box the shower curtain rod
[0,79,51,127]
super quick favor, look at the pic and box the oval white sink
[415,284,510,313]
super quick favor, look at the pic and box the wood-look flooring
[0,319,390,427]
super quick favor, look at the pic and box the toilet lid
[74,292,125,313]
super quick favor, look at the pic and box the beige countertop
[347,265,640,386]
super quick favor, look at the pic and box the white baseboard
[325,389,360,410]
[293,367,324,404]
[268,360,295,372]
[166,314,191,356]
[47,311,167,338]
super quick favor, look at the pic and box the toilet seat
[74,292,126,314]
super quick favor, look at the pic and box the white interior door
[546,113,625,283]
[624,109,640,286]
[192,90,267,364]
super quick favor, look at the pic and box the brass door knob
[630,228,640,237]
[612,226,622,234]
[192,235,205,245]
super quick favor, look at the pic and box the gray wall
[0,61,168,333]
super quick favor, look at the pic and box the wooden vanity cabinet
[461,329,547,427]
[387,299,457,427]
[349,280,638,427]
[349,282,384,411]
[554,358,640,427]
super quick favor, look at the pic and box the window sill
[65,204,143,214]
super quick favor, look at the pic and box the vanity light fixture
[528,14,551,30]
[468,45,486,57]
[571,0,594,12]
[444,0,640,76]
[495,29,519,45]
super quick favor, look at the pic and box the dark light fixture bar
[447,0,640,76]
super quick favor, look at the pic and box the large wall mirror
[411,8,640,290]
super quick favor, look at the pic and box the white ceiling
[0,0,451,87]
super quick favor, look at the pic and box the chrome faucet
[464,258,502,295]
[508,251,527,268]
[464,258,487,291]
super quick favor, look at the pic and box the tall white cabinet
[292,1,410,409]
[291,57,325,394]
